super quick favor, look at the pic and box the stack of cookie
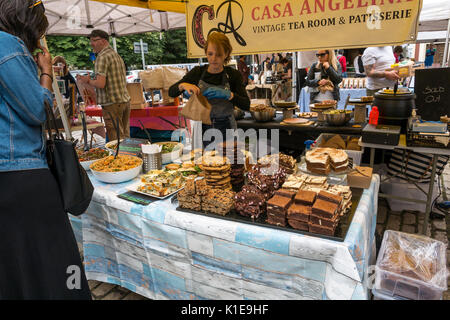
[219,140,246,190]
[201,154,232,190]
[234,185,267,219]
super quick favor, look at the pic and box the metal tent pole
[443,19,450,67]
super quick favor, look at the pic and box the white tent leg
[443,19,450,67]
[112,36,117,52]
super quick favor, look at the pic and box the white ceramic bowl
[80,159,96,171]
[105,139,124,154]
[90,159,143,184]
[154,141,184,164]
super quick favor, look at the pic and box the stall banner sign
[186,0,423,57]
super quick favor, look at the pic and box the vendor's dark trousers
[103,102,131,141]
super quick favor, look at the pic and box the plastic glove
[182,91,191,99]
[202,87,231,100]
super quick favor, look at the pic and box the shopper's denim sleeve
[0,50,51,126]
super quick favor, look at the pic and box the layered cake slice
[317,190,343,205]
[275,188,296,199]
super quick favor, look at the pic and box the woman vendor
[305,49,342,103]
[169,32,250,147]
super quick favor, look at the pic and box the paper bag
[181,94,212,125]
[319,80,334,93]
[139,68,164,89]
[162,67,186,90]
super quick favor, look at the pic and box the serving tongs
[138,119,152,144]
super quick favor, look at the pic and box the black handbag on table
[44,101,94,216]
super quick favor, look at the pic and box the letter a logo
[66,265,81,290]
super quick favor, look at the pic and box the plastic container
[372,289,409,300]
[375,230,448,300]
[313,133,364,166]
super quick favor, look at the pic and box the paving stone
[122,292,149,300]
[103,288,129,300]
[377,205,388,224]
[91,282,116,299]
[376,224,385,238]
[402,212,417,225]
[432,218,447,231]
[433,231,449,245]
[401,225,416,234]
[386,214,401,231]
[88,280,102,291]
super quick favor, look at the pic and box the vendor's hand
[385,70,400,81]
[203,87,231,100]
[179,83,200,96]
[35,45,52,75]
[318,79,328,86]
[77,75,89,83]
[322,62,330,69]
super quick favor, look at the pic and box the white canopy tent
[43,0,186,36]
[418,0,450,65]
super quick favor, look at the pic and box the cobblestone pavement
[76,128,450,300]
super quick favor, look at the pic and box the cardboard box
[347,166,373,189]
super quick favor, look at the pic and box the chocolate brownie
[266,213,287,227]
[287,204,311,223]
[317,190,342,205]
[312,199,339,220]
[275,188,296,199]
[308,223,336,236]
[310,214,339,229]
[288,219,309,231]
[294,190,317,205]
[267,195,292,211]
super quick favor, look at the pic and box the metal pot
[373,89,416,132]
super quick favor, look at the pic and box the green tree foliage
[47,29,197,71]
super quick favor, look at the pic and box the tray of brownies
[175,144,361,242]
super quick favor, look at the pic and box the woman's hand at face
[35,45,53,75]
[179,83,200,95]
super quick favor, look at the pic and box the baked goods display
[201,153,232,190]
[247,163,287,196]
[257,153,297,174]
[219,141,247,190]
[234,185,268,219]
[313,100,337,108]
[250,104,274,112]
[320,134,361,151]
[137,169,185,197]
[177,179,235,216]
[305,147,349,174]
[267,195,293,227]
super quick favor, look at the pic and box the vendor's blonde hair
[327,50,339,71]
[204,32,233,64]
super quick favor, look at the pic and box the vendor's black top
[306,62,342,102]
[168,65,250,111]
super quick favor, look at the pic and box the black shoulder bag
[44,101,94,216]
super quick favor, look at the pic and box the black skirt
[0,169,91,300]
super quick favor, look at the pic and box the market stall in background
[38,0,450,300]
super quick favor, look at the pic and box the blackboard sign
[415,67,450,121]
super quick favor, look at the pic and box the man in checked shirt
[78,29,131,141]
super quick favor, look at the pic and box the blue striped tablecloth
[77,173,380,300]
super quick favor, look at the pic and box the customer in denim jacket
[0,0,91,300]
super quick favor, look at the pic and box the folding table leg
[422,155,438,235]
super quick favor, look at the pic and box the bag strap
[44,100,63,140]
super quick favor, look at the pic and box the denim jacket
[0,31,53,172]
